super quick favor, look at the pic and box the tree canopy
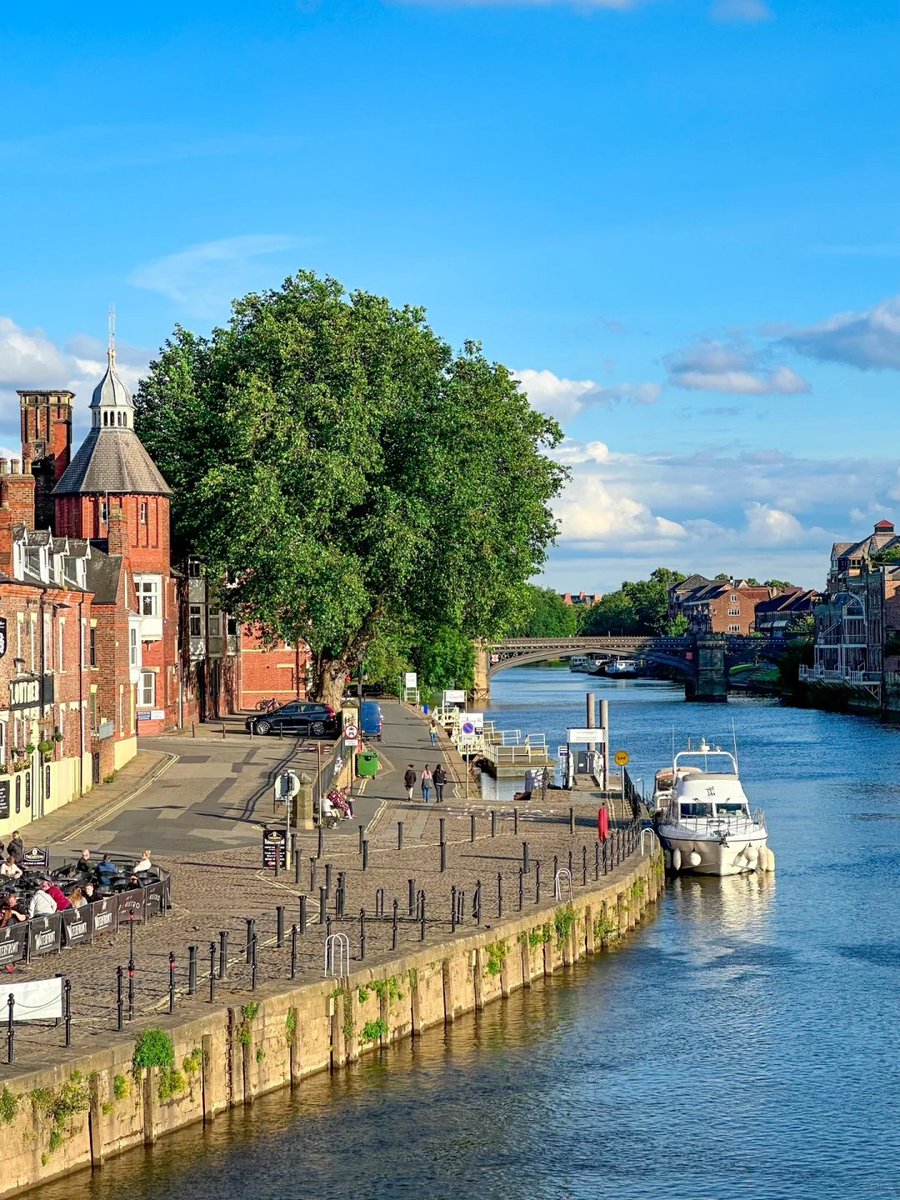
[135,271,566,704]
[513,586,578,638]
[580,567,686,636]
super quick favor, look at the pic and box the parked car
[245,702,337,738]
[359,700,384,741]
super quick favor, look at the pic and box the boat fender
[765,848,776,874]
[663,849,672,871]
[744,844,758,861]
[688,850,702,868]
[672,847,682,871]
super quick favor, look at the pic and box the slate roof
[53,428,171,497]
[85,553,125,605]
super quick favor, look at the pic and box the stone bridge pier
[684,636,727,703]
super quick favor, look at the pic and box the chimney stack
[107,505,128,557]
[0,459,35,529]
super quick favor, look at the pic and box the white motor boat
[606,659,638,676]
[654,739,773,876]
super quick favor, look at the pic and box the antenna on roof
[108,305,116,362]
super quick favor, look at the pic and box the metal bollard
[326,916,333,940]
[299,895,308,935]
[319,886,327,924]
[6,995,13,1064]
[523,841,531,874]
[168,951,176,1014]
[310,856,317,892]
[514,807,519,835]
[451,885,458,932]
[419,893,426,942]
[440,841,447,873]
[362,840,369,870]
[359,909,367,960]
[336,874,346,919]
[358,824,364,854]
[535,860,542,904]
[397,821,404,851]
[408,878,416,917]
[457,889,465,926]
[245,918,256,964]
[569,806,575,835]
[208,943,216,1003]
[294,849,301,885]
[392,899,399,950]
[64,979,72,1048]
[290,925,298,979]
[553,854,558,882]
[518,868,524,911]
[568,848,573,876]
[439,817,446,845]
[583,844,588,886]
[470,813,477,843]
[188,945,198,995]
[317,826,324,860]
[497,872,503,919]
[491,810,497,837]
[117,966,124,1031]
[219,930,229,980]
[325,863,333,897]
[474,881,482,926]
[276,905,285,948]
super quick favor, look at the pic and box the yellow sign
[614,750,630,767]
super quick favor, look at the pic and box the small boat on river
[653,739,774,876]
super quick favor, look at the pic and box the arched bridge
[474,635,785,704]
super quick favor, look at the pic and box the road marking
[61,753,179,842]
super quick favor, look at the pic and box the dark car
[360,700,383,741]
[246,702,338,738]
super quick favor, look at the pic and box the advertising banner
[61,906,92,947]
[91,896,119,938]
[27,913,62,958]
[0,923,27,968]
[144,881,166,919]
[6,976,63,1022]
[262,828,287,871]
[117,891,145,925]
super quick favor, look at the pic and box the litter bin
[357,751,380,778]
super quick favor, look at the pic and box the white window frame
[139,671,156,708]
[140,501,148,526]
[135,575,162,618]
[129,626,139,668]
[189,605,203,637]
[208,611,222,637]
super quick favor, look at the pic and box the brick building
[670,576,780,636]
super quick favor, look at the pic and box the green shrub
[0,1086,19,1125]
[554,904,576,947]
[285,1007,297,1043]
[157,1069,185,1103]
[485,941,508,977]
[361,1019,388,1043]
[112,1074,130,1100]
[182,1048,202,1076]
[133,1028,175,1074]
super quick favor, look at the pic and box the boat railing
[668,812,765,835]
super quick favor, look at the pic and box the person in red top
[44,881,71,911]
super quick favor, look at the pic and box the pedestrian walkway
[355,700,457,823]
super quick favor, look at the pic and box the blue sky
[2,0,900,591]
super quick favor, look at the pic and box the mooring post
[397,821,404,851]
[523,841,530,874]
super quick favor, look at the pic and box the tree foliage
[580,567,686,636]
[135,272,566,704]
[513,586,578,638]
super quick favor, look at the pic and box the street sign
[262,828,288,871]
[459,712,484,734]
[404,672,418,688]
[443,689,465,705]
[614,750,630,767]
[566,728,606,743]
[273,771,300,803]
[461,721,475,735]
[344,723,359,747]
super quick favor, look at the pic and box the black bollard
[317,826,324,860]
[310,857,317,892]
[290,925,298,979]
[319,886,327,924]
[64,979,72,1048]
[470,813,477,843]
[514,807,519,835]
[276,905,285,948]
[359,909,367,960]
[362,840,369,870]
[326,915,333,940]
[451,885,458,932]
[408,878,416,917]
[294,848,301,885]
[440,841,447,873]
[392,899,399,950]
[336,874,346,919]
[474,881,482,926]
[553,854,558,883]
[188,945,198,995]
[523,841,531,875]
[569,806,575,835]
[299,895,308,935]
[535,860,542,904]
[568,848,573,876]
[168,951,176,1014]
[325,863,333,897]
[497,872,503,918]
[245,918,256,964]
[358,824,364,854]
[117,966,124,1031]
[219,931,229,980]
[439,817,446,845]
[420,893,426,941]
[518,868,524,911]
[6,995,13,1064]
[397,821,404,851]
[208,943,216,1003]
[491,810,497,837]
[583,844,588,886]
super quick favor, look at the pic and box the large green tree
[135,272,566,706]
[580,567,685,636]
[513,585,578,638]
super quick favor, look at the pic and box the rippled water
[38,670,900,1200]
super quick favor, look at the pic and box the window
[43,612,52,669]
[728,607,740,617]
[226,615,239,636]
[129,626,139,668]
[208,612,221,637]
[89,626,97,667]
[135,576,161,617]
[139,671,156,708]
[100,500,108,523]
[728,623,741,633]
[188,559,203,578]
[29,615,35,671]
[189,605,203,637]
[730,594,738,602]
[140,501,148,525]
[89,691,99,732]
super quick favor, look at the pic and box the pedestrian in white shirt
[28,880,58,919]
[135,850,153,872]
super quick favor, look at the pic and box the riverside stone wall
[0,846,663,1198]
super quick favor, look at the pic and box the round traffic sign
[344,724,359,740]
[614,750,630,767]
[461,721,475,735]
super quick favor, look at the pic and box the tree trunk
[313,656,351,711]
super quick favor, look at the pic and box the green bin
[357,750,380,778]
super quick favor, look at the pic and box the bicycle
[256,697,278,713]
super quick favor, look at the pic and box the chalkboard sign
[262,828,287,871]
[21,845,49,871]
[0,781,9,821]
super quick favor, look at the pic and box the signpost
[343,723,359,748]
[614,750,629,809]
[263,828,288,871]
[567,728,606,744]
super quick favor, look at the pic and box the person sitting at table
[82,882,99,904]
[0,856,21,880]
[6,832,23,864]
[68,887,87,909]
[96,854,118,884]
[125,873,142,890]
[134,849,153,873]
[74,849,93,877]
[28,880,58,918]
[0,894,26,926]
[45,880,72,911]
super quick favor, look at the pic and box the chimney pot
[10,460,19,475]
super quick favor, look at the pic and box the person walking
[403,764,417,802]
[6,832,23,864]
[421,766,433,804]
[433,763,447,803]
[429,718,439,748]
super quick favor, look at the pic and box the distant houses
[668,576,819,638]
[559,591,603,608]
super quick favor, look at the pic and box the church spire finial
[108,305,116,364]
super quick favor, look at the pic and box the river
[37,668,900,1200]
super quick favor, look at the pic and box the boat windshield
[714,801,748,815]
[680,801,713,817]
[673,742,738,777]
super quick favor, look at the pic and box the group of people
[403,763,447,803]
[0,846,157,928]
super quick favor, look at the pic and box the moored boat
[654,739,774,876]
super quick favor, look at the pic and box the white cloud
[743,501,805,545]
[129,234,309,318]
[517,367,661,421]
[710,0,772,21]
[0,318,71,387]
[783,295,900,370]
[665,338,810,395]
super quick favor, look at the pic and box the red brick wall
[238,629,310,710]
